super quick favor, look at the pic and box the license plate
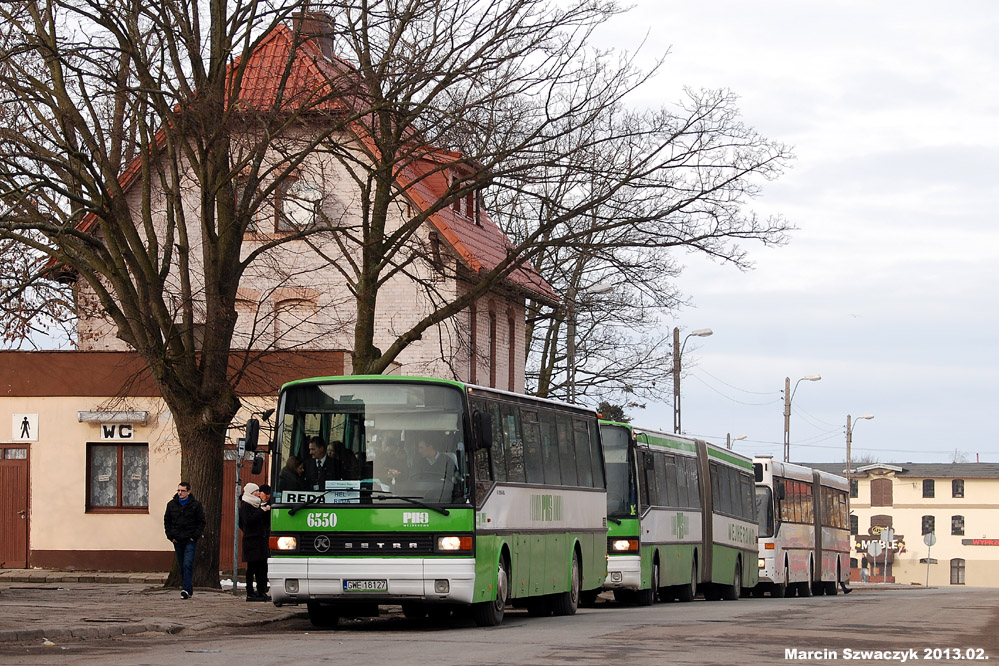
[343,579,388,592]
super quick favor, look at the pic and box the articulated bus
[598,422,759,604]
[753,456,850,597]
[253,375,607,627]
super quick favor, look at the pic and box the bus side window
[521,410,544,484]
[539,410,561,485]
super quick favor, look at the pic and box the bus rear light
[272,536,298,551]
[611,539,638,553]
[764,542,775,550]
[436,536,473,552]
[758,558,766,569]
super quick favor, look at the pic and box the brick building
[0,16,553,571]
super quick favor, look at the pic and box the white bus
[753,456,850,597]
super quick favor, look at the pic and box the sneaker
[180,590,191,600]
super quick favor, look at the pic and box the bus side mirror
[776,481,786,500]
[251,454,264,475]
[244,418,260,452]
[472,410,493,451]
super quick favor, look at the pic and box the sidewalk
[0,569,302,645]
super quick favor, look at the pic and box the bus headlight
[436,536,473,552]
[272,536,298,551]
[758,558,766,569]
[611,539,638,553]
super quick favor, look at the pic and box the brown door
[221,453,270,571]
[0,445,30,568]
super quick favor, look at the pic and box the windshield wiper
[607,516,622,525]
[364,489,450,516]
[288,491,334,516]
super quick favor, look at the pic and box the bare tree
[0,0,791,583]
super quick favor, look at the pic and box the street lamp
[846,413,874,497]
[726,433,747,450]
[566,282,614,402]
[673,327,713,433]
[782,374,821,462]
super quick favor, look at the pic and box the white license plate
[343,579,388,592]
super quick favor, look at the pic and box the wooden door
[0,445,30,568]
[220,451,270,572]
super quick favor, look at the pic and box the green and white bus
[598,422,759,604]
[254,375,607,627]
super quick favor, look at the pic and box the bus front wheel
[722,561,742,601]
[635,561,658,606]
[771,565,788,598]
[472,556,509,627]
[307,602,340,628]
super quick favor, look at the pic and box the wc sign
[100,424,135,440]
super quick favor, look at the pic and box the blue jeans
[173,539,197,594]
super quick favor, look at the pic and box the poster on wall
[12,414,38,442]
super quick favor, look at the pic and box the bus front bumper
[603,554,641,590]
[268,557,477,606]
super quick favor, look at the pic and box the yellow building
[812,462,999,587]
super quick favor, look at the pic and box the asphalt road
[2,587,997,665]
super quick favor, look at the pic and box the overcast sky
[598,1,999,464]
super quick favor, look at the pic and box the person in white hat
[239,482,272,601]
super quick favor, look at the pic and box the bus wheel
[307,602,340,628]
[401,602,427,620]
[551,553,580,616]
[825,564,841,595]
[472,556,508,627]
[771,566,788,598]
[635,562,658,606]
[677,561,697,602]
[722,561,742,601]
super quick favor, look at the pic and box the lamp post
[846,413,874,498]
[782,374,821,462]
[566,282,613,402]
[726,433,747,450]
[673,327,713,433]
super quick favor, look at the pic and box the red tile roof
[64,21,555,303]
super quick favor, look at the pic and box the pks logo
[403,511,430,525]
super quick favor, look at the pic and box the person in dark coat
[279,455,306,491]
[163,481,206,599]
[239,482,272,601]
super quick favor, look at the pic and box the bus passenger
[280,455,306,491]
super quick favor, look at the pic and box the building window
[488,310,497,387]
[952,479,964,498]
[871,478,893,506]
[850,514,859,535]
[469,303,478,384]
[921,515,935,536]
[849,478,858,498]
[275,178,321,232]
[507,312,517,392]
[922,479,935,498]
[950,558,965,585]
[951,515,965,536]
[86,443,149,512]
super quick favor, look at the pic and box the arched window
[488,309,497,387]
[922,479,935,498]
[950,558,965,585]
[952,479,965,498]
[921,515,935,536]
[274,298,318,348]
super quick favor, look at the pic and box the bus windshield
[755,486,774,538]
[274,381,470,505]
[600,424,632,517]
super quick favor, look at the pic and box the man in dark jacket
[164,481,206,599]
